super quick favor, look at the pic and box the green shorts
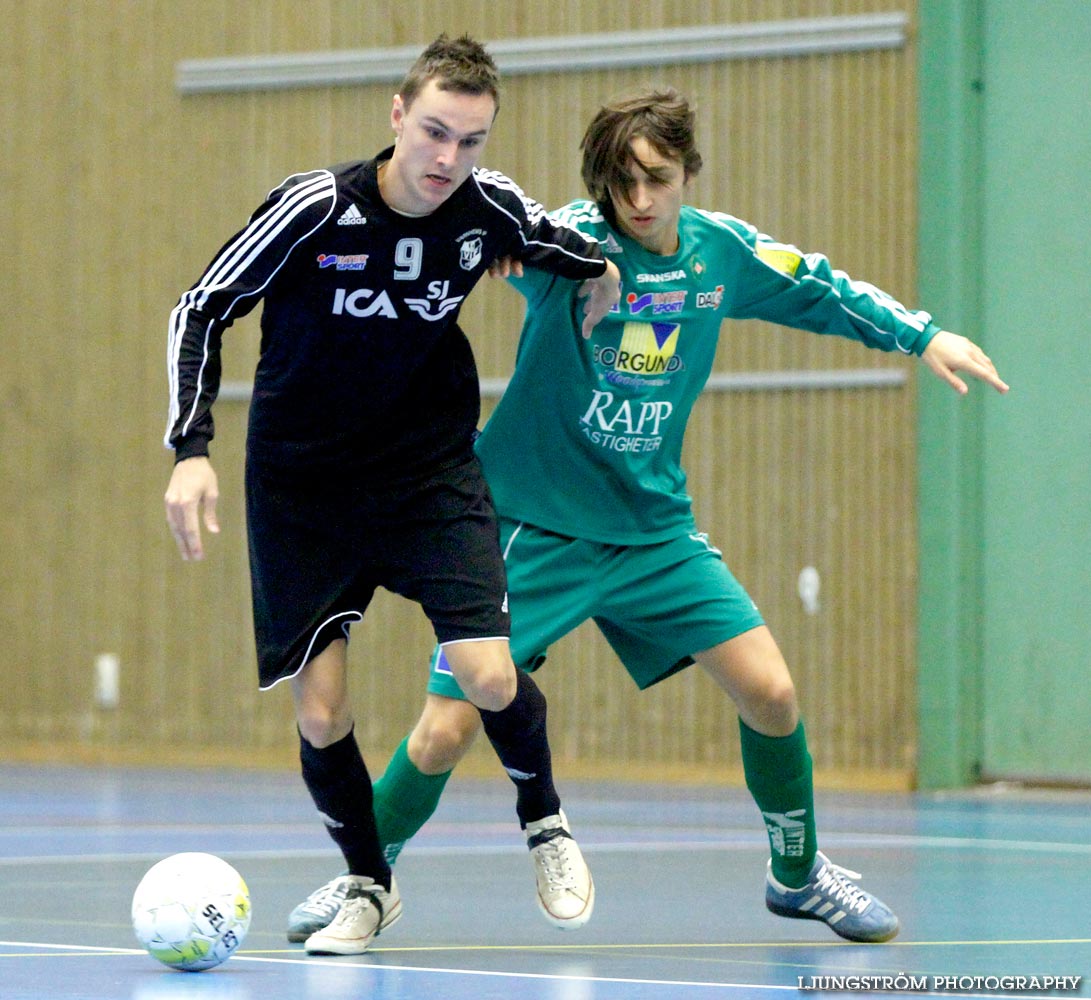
[427,517,764,699]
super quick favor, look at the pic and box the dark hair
[399,33,501,113]
[580,88,703,211]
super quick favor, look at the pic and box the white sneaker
[303,875,402,955]
[525,810,594,930]
[286,872,348,942]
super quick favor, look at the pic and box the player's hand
[487,255,524,279]
[164,456,220,561]
[577,259,621,338]
[921,330,1010,395]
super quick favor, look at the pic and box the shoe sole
[766,900,899,943]
[305,937,375,955]
[537,875,595,930]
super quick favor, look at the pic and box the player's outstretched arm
[920,330,1010,395]
[577,259,621,338]
[164,456,220,562]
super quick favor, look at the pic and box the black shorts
[245,453,510,689]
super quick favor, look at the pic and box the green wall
[917,0,1091,787]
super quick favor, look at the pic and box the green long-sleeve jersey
[476,201,939,545]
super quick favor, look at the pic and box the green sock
[739,718,818,888]
[371,735,453,864]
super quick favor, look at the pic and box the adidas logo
[337,203,367,226]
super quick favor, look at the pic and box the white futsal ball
[131,852,251,972]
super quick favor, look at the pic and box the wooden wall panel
[1,1,919,786]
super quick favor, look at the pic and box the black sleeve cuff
[173,435,211,463]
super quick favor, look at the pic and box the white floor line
[0,943,1064,999]
[2,828,1090,867]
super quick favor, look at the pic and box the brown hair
[580,88,703,210]
[398,34,501,113]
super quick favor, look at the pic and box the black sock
[477,669,561,827]
[299,728,390,888]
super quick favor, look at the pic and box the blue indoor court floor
[1,762,1088,999]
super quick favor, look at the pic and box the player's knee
[748,676,799,735]
[766,674,798,713]
[464,667,517,712]
[296,704,352,748]
[411,710,480,772]
[447,648,518,712]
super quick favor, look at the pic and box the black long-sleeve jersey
[165,147,606,482]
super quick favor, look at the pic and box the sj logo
[404,280,465,322]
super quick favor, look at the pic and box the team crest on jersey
[594,321,682,378]
[456,228,487,271]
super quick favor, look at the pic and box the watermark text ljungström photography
[796,974,1083,994]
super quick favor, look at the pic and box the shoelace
[534,834,579,890]
[330,890,375,928]
[301,877,349,917]
[814,861,870,914]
